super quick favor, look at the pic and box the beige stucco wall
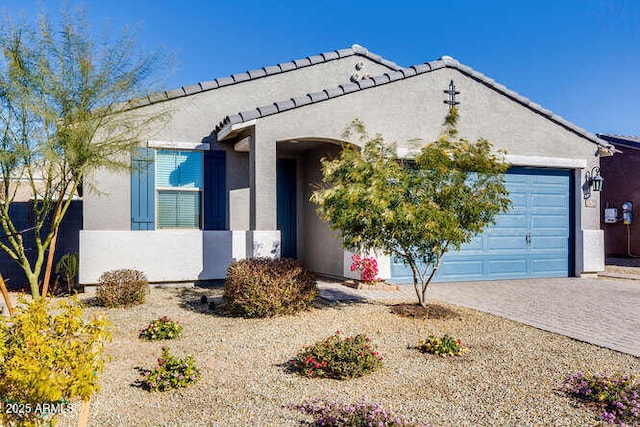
[83,56,396,230]
[299,146,345,277]
[250,67,602,276]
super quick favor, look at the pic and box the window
[155,149,203,229]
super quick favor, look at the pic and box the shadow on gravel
[175,286,231,317]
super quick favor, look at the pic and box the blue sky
[1,0,638,135]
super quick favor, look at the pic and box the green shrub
[140,347,201,392]
[417,334,465,357]
[291,396,428,426]
[139,316,183,340]
[96,269,148,308]
[290,331,383,380]
[55,252,79,295]
[223,258,317,318]
[0,297,111,426]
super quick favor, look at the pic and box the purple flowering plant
[141,347,201,392]
[290,396,429,426]
[561,371,639,426]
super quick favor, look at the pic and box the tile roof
[597,134,640,150]
[129,44,402,108]
[215,55,613,149]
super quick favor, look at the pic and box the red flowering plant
[290,331,383,380]
[350,254,380,285]
[417,334,466,357]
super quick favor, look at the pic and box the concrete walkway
[318,277,640,358]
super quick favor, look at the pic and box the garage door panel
[457,236,483,251]
[437,259,483,278]
[487,259,528,275]
[532,236,567,250]
[507,194,527,209]
[487,236,527,250]
[492,214,527,228]
[390,167,571,284]
[532,194,567,209]
[532,258,568,274]
[532,215,568,228]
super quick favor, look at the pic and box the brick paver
[318,277,640,357]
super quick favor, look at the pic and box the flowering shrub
[561,372,639,425]
[0,297,111,426]
[139,316,183,340]
[350,254,380,284]
[290,331,383,380]
[224,258,317,318]
[417,335,465,357]
[291,396,429,426]
[141,347,201,392]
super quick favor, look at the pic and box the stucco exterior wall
[79,230,248,283]
[83,56,395,231]
[299,147,345,277]
[252,67,603,276]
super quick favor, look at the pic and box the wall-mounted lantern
[584,166,604,199]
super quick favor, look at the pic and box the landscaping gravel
[44,285,640,426]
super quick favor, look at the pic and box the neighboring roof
[128,44,402,109]
[597,134,640,151]
[215,56,613,149]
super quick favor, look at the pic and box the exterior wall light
[584,166,604,199]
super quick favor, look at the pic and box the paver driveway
[319,277,640,357]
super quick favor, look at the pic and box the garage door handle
[525,233,532,244]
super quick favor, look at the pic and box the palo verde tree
[311,108,511,307]
[0,7,172,299]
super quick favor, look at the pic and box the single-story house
[79,44,612,285]
[596,134,640,257]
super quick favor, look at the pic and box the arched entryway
[276,137,356,276]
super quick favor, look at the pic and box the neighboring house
[596,134,640,257]
[79,44,613,285]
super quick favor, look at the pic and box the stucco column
[249,128,277,230]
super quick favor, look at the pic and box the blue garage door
[390,167,572,283]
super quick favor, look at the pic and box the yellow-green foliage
[0,297,112,426]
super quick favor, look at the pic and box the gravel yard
[42,285,640,426]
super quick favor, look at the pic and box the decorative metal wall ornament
[584,166,604,199]
[350,61,372,83]
[444,80,460,109]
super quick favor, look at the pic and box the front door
[277,159,297,258]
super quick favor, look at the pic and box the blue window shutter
[131,147,155,230]
[204,150,226,230]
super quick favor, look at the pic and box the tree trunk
[0,272,15,316]
[41,200,63,298]
[26,270,40,300]
[78,399,90,427]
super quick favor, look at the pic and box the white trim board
[504,155,587,169]
[147,140,210,151]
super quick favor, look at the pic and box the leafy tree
[0,7,171,299]
[311,108,510,307]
